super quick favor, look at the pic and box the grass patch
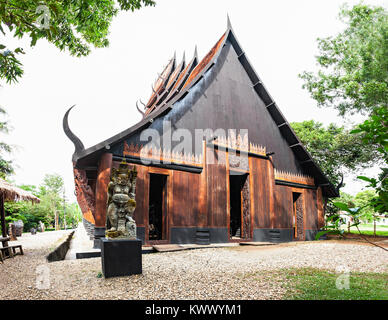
[348,230,388,237]
[281,268,388,300]
[357,224,388,229]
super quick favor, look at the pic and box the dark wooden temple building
[64,18,338,247]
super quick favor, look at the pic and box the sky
[0,0,386,202]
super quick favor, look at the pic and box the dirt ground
[0,231,387,300]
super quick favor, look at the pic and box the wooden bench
[0,245,23,257]
[0,236,24,262]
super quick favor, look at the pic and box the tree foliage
[299,4,388,116]
[354,189,379,221]
[300,4,388,228]
[0,106,13,178]
[291,120,379,186]
[0,0,156,83]
[4,173,82,232]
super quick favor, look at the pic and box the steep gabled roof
[145,53,176,108]
[145,53,186,117]
[165,50,198,103]
[64,17,338,197]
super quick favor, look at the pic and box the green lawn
[361,224,388,229]
[281,268,388,300]
[340,224,388,236]
[347,230,388,236]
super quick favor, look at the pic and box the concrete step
[239,241,278,246]
[153,244,186,252]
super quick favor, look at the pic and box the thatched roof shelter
[0,179,40,203]
[0,178,40,237]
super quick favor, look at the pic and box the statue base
[101,238,142,278]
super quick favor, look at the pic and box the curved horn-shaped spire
[139,99,147,107]
[63,105,85,157]
[136,101,145,117]
[335,172,344,194]
[151,84,158,95]
[157,73,166,81]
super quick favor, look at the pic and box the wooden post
[267,156,276,229]
[198,140,207,227]
[374,218,376,237]
[93,153,113,248]
[95,153,113,227]
[317,187,324,229]
[0,193,6,238]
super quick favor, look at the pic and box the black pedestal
[93,227,106,249]
[101,238,142,278]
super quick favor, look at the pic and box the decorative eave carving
[212,134,266,156]
[73,167,96,223]
[274,169,315,186]
[123,142,203,167]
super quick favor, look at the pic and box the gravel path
[0,232,387,300]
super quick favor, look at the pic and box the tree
[299,4,387,117]
[40,173,64,230]
[300,3,388,231]
[354,189,379,236]
[291,120,380,187]
[337,191,356,209]
[4,176,82,233]
[352,107,388,214]
[354,189,377,220]
[0,106,14,178]
[18,184,39,196]
[0,0,156,84]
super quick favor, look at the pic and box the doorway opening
[229,173,250,240]
[148,174,167,241]
[292,192,304,240]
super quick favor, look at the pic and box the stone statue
[105,162,137,239]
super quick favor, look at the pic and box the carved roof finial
[227,13,232,30]
[194,45,198,59]
[136,101,145,117]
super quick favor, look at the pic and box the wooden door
[293,192,304,240]
[229,173,251,240]
[148,173,168,241]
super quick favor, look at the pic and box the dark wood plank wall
[273,185,293,229]
[206,148,227,228]
[133,164,148,228]
[272,185,321,231]
[317,187,324,229]
[304,189,318,230]
[249,157,272,229]
[111,155,323,244]
[113,161,204,230]
[170,170,201,227]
